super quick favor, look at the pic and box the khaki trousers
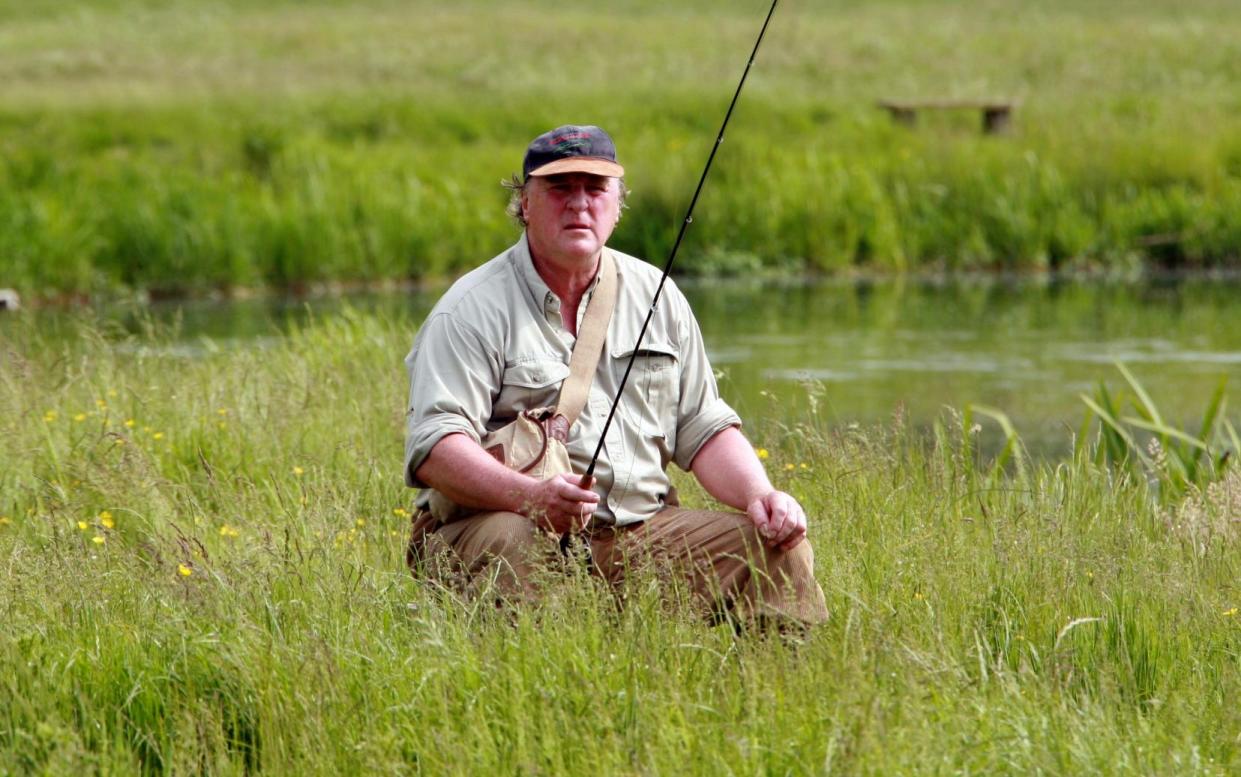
[408,507,829,626]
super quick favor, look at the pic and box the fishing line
[581,0,781,488]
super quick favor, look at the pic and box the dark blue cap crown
[522,125,625,180]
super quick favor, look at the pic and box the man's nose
[566,185,589,211]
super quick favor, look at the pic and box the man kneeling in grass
[403,125,827,626]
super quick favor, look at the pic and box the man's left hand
[746,490,807,551]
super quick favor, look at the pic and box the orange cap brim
[527,157,625,178]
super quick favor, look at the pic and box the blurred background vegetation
[2,0,1240,296]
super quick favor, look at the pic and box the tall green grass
[1080,362,1238,502]
[1,312,1238,773]
[2,0,1241,297]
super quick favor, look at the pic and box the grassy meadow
[1,312,1238,774]
[3,0,1241,297]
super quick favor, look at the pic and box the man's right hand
[525,473,599,534]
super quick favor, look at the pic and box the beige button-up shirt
[404,234,740,526]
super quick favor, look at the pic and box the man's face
[522,173,621,268]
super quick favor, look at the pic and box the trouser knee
[433,511,554,596]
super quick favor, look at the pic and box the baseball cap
[523,125,625,180]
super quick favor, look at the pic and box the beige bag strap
[553,250,617,428]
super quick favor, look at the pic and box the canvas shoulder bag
[425,250,618,524]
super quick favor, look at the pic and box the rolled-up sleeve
[404,313,501,487]
[671,296,742,471]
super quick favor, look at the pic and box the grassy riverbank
[1,313,1238,773]
[3,0,1241,297]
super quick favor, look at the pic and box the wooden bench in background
[878,99,1016,134]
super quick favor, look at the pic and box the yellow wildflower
[393,507,410,518]
[106,389,118,398]
[217,421,227,430]
[1226,608,1238,617]
[152,432,164,440]
[784,463,795,471]
[799,463,809,470]
[0,516,11,526]
[292,466,305,477]
[99,511,114,529]
[177,563,193,577]
[219,525,240,538]
[114,438,125,446]
[91,535,105,545]
[217,408,229,416]
[356,518,366,528]
[74,413,87,422]
[95,399,107,409]
[913,592,925,601]
[124,419,135,429]
[43,410,57,422]
[756,448,770,460]
[77,520,89,531]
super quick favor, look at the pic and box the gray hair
[502,174,630,227]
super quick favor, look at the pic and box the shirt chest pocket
[495,359,570,418]
[611,340,680,440]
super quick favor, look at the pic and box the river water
[42,274,1241,459]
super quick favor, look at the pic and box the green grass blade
[1198,379,1227,445]
[1119,416,1211,453]
[1116,361,1164,427]
[1093,383,1129,464]
[969,403,1027,479]
[1075,408,1095,462]
[1081,394,1153,469]
[961,404,976,478]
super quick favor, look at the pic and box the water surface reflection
[24,274,1239,459]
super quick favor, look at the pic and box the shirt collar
[513,231,607,315]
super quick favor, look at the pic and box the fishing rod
[581,0,780,489]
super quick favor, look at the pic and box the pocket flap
[502,359,570,389]
[609,339,679,361]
